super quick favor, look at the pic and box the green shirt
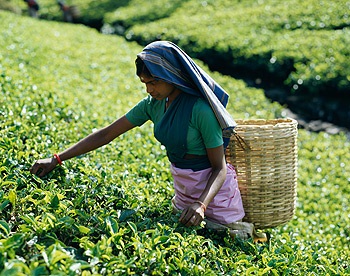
[125,95,223,156]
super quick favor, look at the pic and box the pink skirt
[171,163,245,224]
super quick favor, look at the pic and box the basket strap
[233,131,250,151]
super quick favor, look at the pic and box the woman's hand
[30,157,58,177]
[179,202,205,227]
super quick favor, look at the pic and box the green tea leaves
[0,7,349,275]
[49,194,60,209]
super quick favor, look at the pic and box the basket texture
[226,118,298,229]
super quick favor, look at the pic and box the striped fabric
[137,41,236,145]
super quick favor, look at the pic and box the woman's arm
[30,115,135,177]
[198,145,227,206]
[179,145,227,226]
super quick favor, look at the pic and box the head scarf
[137,41,236,147]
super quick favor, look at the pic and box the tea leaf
[119,209,136,222]
[105,216,119,235]
[8,189,16,207]
[0,220,10,237]
[0,200,10,212]
[127,221,137,234]
[50,194,60,209]
[78,225,90,234]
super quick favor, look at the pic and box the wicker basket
[226,118,298,229]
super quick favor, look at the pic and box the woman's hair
[135,57,152,77]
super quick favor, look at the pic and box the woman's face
[139,74,180,101]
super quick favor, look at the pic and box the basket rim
[234,118,297,127]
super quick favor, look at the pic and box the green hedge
[104,0,184,32]
[1,11,349,275]
[3,0,349,95]
[107,0,350,95]
[1,0,129,27]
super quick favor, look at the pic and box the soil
[263,86,350,138]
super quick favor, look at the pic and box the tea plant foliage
[0,11,349,275]
[3,0,349,95]
[105,0,350,95]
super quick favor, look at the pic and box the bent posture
[31,41,262,239]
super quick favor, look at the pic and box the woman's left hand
[179,202,205,227]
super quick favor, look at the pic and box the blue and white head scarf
[137,41,236,147]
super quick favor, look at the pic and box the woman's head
[135,56,152,78]
[136,56,181,101]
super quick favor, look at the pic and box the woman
[23,0,40,18]
[30,41,263,240]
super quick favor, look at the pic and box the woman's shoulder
[193,97,213,114]
[191,97,219,128]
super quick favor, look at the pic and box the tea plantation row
[1,11,349,275]
[105,0,350,96]
[3,0,349,96]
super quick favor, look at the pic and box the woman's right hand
[30,157,58,177]
[28,116,135,178]
[179,202,205,227]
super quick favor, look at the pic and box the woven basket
[226,118,298,229]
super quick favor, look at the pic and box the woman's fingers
[179,208,192,225]
[179,208,188,222]
[30,158,56,177]
[29,162,40,175]
[38,167,48,177]
[187,214,202,226]
[179,207,203,226]
[30,163,45,177]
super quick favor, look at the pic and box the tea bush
[103,0,184,32]
[1,11,349,275]
[4,0,349,95]
[106,0,350,95]
[2,0,129,28]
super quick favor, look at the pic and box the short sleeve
[125,97,152,126]
[191,99,223,149]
